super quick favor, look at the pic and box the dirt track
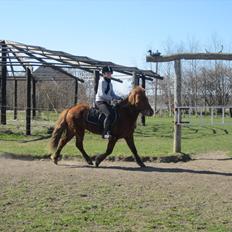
[1,152,232,181]
[1,153,232,231]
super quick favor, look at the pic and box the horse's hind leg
[75,132,93,165]
[51,132,74,165]
[95,138,117,167]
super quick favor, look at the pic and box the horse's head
[128,86,154,116]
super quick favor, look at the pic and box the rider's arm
[110,83,122,100]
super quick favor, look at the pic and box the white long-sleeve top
[95,77,121,102]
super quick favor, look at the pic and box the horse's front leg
[125,135,146,167]
[95,138,118,167]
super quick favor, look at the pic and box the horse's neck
[118,98,140,121]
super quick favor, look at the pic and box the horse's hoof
[95,159,101,168]
[138,162,146,168]
[50,156,58,165]
[51,155,62,165]
[87,159,94,166]
[95,161,99,167]
[57,155,62,161]
[94,155,102,167]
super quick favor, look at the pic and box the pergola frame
[146,52,232,153]
[0,39,163,135]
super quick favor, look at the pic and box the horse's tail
[49,108,69,152]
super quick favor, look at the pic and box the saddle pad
[86,108,104,127]
[86,107,117,129]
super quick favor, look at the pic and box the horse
[49,86,154,167]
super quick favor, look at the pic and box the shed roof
[0,39,163,82]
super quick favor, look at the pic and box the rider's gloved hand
[111,98,122,106]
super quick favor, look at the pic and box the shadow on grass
[19,135,51,143]
[0,135,50,143]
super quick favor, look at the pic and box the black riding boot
[103,115,112,139]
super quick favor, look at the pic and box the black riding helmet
[102,66,113,74]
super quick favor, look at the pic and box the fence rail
[176,105,232,126]
[0,108,59,135]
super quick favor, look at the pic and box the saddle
[86,105,118,130]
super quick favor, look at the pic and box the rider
[95,66,122,139]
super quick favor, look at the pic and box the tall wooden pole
[74,78,78,104]
[14,79,18,120]
[133,71,139,87]
[26,68,32,135]
[32,78,36,119]
[141,75,146,126]
[93,70,100,96]
[173,60,182,153]
[154,62,158,114]
[93,70,100,106]
[1,41,7,125]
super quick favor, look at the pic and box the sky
[1,0,232,93]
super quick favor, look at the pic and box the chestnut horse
[49,86,154,167]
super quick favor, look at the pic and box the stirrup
[102,132,112,139]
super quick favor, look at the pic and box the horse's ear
[128,93,134,105]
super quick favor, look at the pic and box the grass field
[1,114,232,159]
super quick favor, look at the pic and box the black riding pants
[95,101,112,134]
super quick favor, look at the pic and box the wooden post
[14,79,18,120]
[32,78,36,119]
[26,68,32,135]
[141,75,146,126]
[133,71,139,87]
[94,70,100,95]
[154,62,158,114]
[74,78,78,104]
[1,41,7,125]
[173,60,182,153]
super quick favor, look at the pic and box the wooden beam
[10,44,85,83]
[26,68,32,135]
[6,41,160,79]
[146,52,232,63]
[1,41,7,125]
[173,60,182,153]
[7,77,81,82]
[7,47,27,70]
[133,71,139,87]
[110,76,123,83]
